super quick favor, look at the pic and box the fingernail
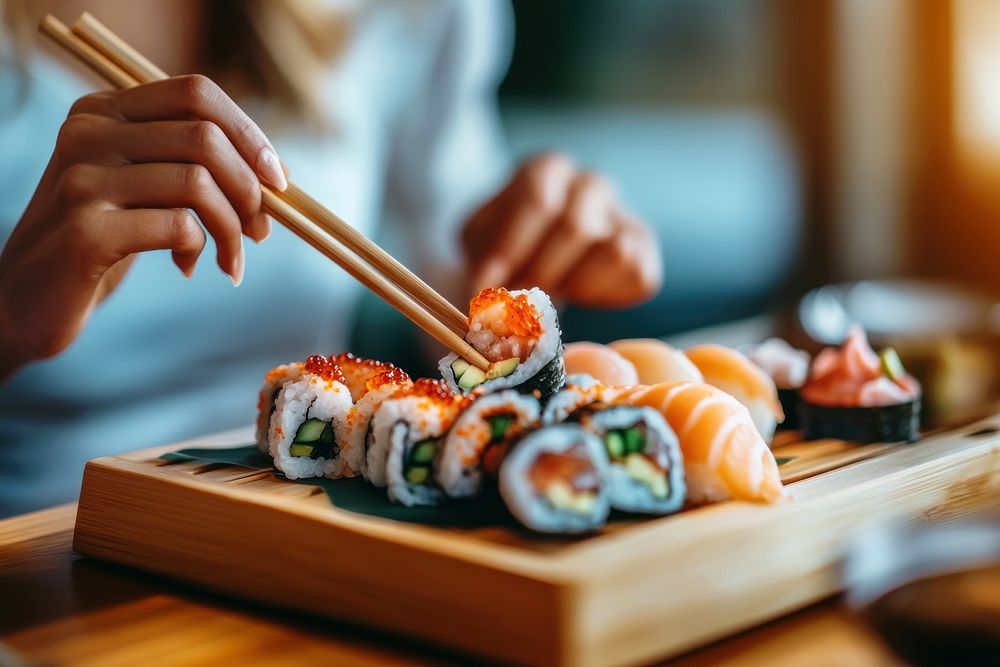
[253,215,272,244]
[257,147,288,192]
[231,240,245,287]
[476,258,508,291]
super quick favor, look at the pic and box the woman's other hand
[0,75,286,378]
[461,153,662,308]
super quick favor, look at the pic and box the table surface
[0,503,902,667]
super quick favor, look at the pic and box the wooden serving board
[74,421,1000,667]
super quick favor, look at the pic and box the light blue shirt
[0,0,512,516]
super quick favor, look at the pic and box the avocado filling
[452,356,520,390]
[529,445,600,515]
[603,424,669,498]
[290,418,337,459]
[405,438,437,485]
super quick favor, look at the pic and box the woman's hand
[0,75,286,379]
[461,153,662,308]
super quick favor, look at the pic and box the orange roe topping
[396,378,472,408]
[303,354,347,384]
[365,367,411,393]
[468,287,541,337]
[334,352,396,373]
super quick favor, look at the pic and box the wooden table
[0,504,902,667]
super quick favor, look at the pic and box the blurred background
[353,0,1000,374]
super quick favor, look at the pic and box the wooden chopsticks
[38,13,490,371]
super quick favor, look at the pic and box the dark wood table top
[0,503,901,666]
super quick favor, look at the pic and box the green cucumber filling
[602,424,646,460]
[603,424,670,498]
[486,412,516,442]
[291,418,338,459]
[405,438,437,485]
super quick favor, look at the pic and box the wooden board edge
[73,458,577,666]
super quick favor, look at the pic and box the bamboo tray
[74,420,1000,667]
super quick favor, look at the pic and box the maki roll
[743,338,811,431]
[541,374,610,425]
[367,379,470,506]
[436,389,541,498]
[255,361,303,452]
[333,352,406,401]
[268,355,353,480]
[440,287,565,399]
[568,403,686,514]
[800,326,921,443]
[345,367,412,480]
[499,424,610,534]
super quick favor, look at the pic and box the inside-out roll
[367,379,470,506]
[435,389,541,498]
[499,424,610,534]
[440,287,566,399]
[568,403,686,514]
[268,355,353,480]
[255,362,303,452]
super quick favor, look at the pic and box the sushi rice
[439,288,566,398]
[255,362,303,452]
[569,403,686,514]
[436,389,541,498]
[269,373,353,480]
[500,424,610,534]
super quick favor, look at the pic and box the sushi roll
[345,367,412,480]
[499,424,610,534]
[333,352,405,402]
[269,355,353,480]
[742,338,811,431]
[685,344,785,443]
[440,287,565,399]
[541,375,613,425]
[568,403,686,514]
[435,390,541,498]
[615,382,787,504]
[367,379,470,506]
[562,342,639,386]
[608,338,704,385]
[799,326,921,443]
[255,361,303,452]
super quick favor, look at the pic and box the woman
[0,0,661,516]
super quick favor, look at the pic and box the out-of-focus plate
[799,279,998,345]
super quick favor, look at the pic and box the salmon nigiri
[563,342,639,386]
[684,344,784,443]
[608,338,703,385]
[614,382,786,504]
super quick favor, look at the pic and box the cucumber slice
[406,466,430,485]
[410,439,437,464]
[451,358,471,381]
[880,347,905,381]
[289,443,314,457]
[294,418,327,443]
[318,422,335,444]
[458,365,487,390]
[605,430,626,459]
[488,414,515,442]
[624,427,646,454]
